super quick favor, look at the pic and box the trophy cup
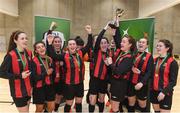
[109,8,124,29]
[47,21,58,35]
[49,21,57,31]
[44,21,58,45]
[116,8,124,18]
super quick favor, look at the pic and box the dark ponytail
[159,39,173,56]
[7,30,25,53]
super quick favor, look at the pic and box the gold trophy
[49,21,57,31]
[47,21,58,35]
[109,8,124,28]
[116,8,124,18]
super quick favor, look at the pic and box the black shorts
[89,77,108,95]
[150,90,173,110]
[63,82,84,100]
[33,85,55,104]
[127,82,148,100]
[54,80,64,95]
[12,96,31,107]
[110,78,128,102]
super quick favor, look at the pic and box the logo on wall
[43,31,65,48]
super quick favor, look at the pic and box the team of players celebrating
[0,16,179,113]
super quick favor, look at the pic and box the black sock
[119,103,123,112]
[139,106,147,112]
[122,98,128,109]
[98,102,104,112]
[155,111,160,113]
[128,105,135,112]
[44,103,48,113]
[64,104,71,112]
[96,100,100,106]
[86,91,90,104]
[44,108,48,113]
[54,103,60,111]
[75,103,82,112]
[89,104,95,112]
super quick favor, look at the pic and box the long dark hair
[159,39,173,56]
[123,35,136,52]
[7,30,25,53]
[75,36,84,46]
[101,37,109,44]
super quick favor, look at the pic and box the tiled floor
[0,52,180,112]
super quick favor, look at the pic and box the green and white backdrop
[34,16,71,47]
[119,17,155,53]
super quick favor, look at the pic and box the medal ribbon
[115,51,130,64]
[155,54,169,74]
[16,48,27,70]
[38,55,49,72]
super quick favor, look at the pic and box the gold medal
[155,54,169,77]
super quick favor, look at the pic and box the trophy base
[108,23,117,29]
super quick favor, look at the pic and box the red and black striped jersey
[32,55,54,88]
[0,49,32,98]
[111,51,133,80]
[64,50,85,85]
[130,52,154,85]
[151,56,179,95]
[47,34,93,85]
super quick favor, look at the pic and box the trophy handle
[116,8,124,17]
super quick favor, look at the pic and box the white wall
[33,0,139,39]
[152,4,180,54]
[139,0,180,17]
[0,0,139,50]
[0,0,18,16]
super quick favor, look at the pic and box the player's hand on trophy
[47,34,54,45]
[85,25,92,34]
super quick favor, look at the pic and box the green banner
[119,18,155,53]
[35,16,70,44]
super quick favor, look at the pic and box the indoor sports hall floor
[0,52,180,112]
